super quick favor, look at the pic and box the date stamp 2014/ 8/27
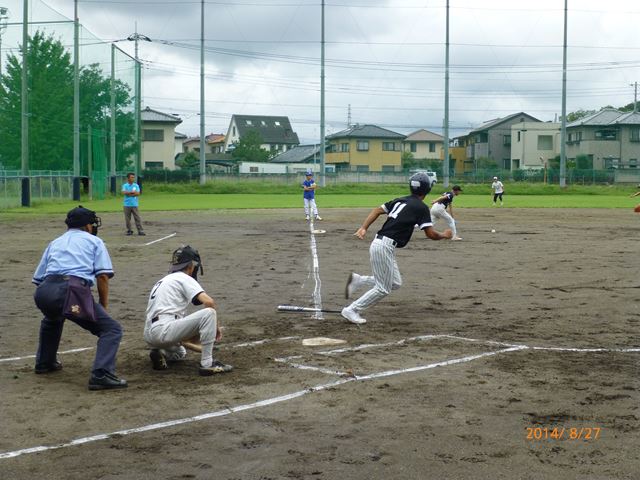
[526,426,601,441]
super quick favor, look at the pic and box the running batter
[430,185,463,241]
[341,173,453,325]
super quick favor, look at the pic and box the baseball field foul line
[0,347,94,363]
[307,219,324,320]
[0,348,515,460]
[143,232,177,246]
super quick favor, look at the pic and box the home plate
[302,337,346,346]
[312,229,326,234]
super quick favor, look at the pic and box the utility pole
[559,0,568,188]
[319,0,326,187]
[443,0,450,188]
[0,7,8,77]
[631,82,638,113]
[127,27,150,186]
[72,0,80,200]
[199,0,206,185]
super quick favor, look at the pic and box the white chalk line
[143,232,177,246]
[0,337,299,365]
[308,219,324,320]
[0,347,514,460]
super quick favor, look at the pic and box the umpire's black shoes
[88,371,128,391]
[199,359,233,376]
[126,230,134,236]
[149,349,168,370]
[35,360,63,374]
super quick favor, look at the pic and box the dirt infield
[0,207,638,479]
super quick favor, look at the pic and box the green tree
[176,151,200,169]
[0,31,134,172]
[231,130,270,163]
[565,109,597,123]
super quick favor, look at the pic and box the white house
[141,107,183,170]
[510,121,560,170]
[224,114,300,154]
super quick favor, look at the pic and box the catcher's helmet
[409,172,432,196]
[169,245,203,277]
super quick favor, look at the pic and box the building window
[429,142,436,152]
[503,135,511,146]
[629,159,638,168]
[274,121,281,126]
[631,129,640,142]
[410,142,417,153]
[381,165,395,173]
[595,129,617,140]
[355,165,369,172]
[261,120,267,126]
[249,166,259,173]
[328,144,337,153]
[357,140,369,151]
[246,120,253,126]
[341,143,349,152]
[517,131,521,142]
[144,161,164,169]
[233,126,236,136]
[382,142,396,151]
[537,135,553,150]
[503,158,511,169]
[143,129,164,142]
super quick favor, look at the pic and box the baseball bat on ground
[277,305,343,314]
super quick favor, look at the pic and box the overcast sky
[3,0,640,143]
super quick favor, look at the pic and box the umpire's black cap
[170,245,202,273]
[65,205,101,229]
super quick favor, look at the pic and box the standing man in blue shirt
[121,172,145,236]
[302,169,322,221]
[32,206,127,390]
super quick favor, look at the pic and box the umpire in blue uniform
[32,206,127,390]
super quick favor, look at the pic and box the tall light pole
[20,0,29,206]
[72,0,80,200]
[199,0,206,185]
[127,27,150,184]
[0,7,8,78]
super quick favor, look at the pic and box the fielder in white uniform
[144,246,232,376]
[430,185,463,241]
[341,173,453,325]
[491,176,504,206]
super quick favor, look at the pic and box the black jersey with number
[436,191,455,208]
[377,194,433,248]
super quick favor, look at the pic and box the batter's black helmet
[409,172,432,196]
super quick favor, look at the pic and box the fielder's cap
[493,176,498,180]
[169,245,201,273]
[452,185,463,192]
[305,168,313,176]
[65,205,100,228]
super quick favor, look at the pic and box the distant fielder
[341,173,452,325]
[302,169,322,221]
[430,185,463,241]
[491,176,504,206]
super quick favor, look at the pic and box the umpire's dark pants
[34,276,123,375]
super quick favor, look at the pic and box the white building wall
[511,122,560,169]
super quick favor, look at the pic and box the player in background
[144,245,233,376]
[341,173,452,325]
[121,172,145,236]
[491,176,505,206]
[430,185,463,241]
[302,169,322,221]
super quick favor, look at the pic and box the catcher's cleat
[199,359,233,376]
[149,349,168,370]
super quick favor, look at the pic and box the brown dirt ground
[0,207,639,480]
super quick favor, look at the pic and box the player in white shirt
[144,246,232,376]
[491,176,504,206]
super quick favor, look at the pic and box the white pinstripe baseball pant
[349,236,402,312]
[430,203,457,238]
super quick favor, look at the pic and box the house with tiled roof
[325,124,405,172]
[223,115,300,155]
[403,129,444,161]
[565,108,640,169]
[141,107,182,170]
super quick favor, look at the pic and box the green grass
[1,190,637,216]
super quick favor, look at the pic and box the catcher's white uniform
[144,271,217,366]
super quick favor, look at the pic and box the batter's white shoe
[315,215,322,221]
[452,236,463,241]
[341,306,366,325]
[305,215,310,221]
